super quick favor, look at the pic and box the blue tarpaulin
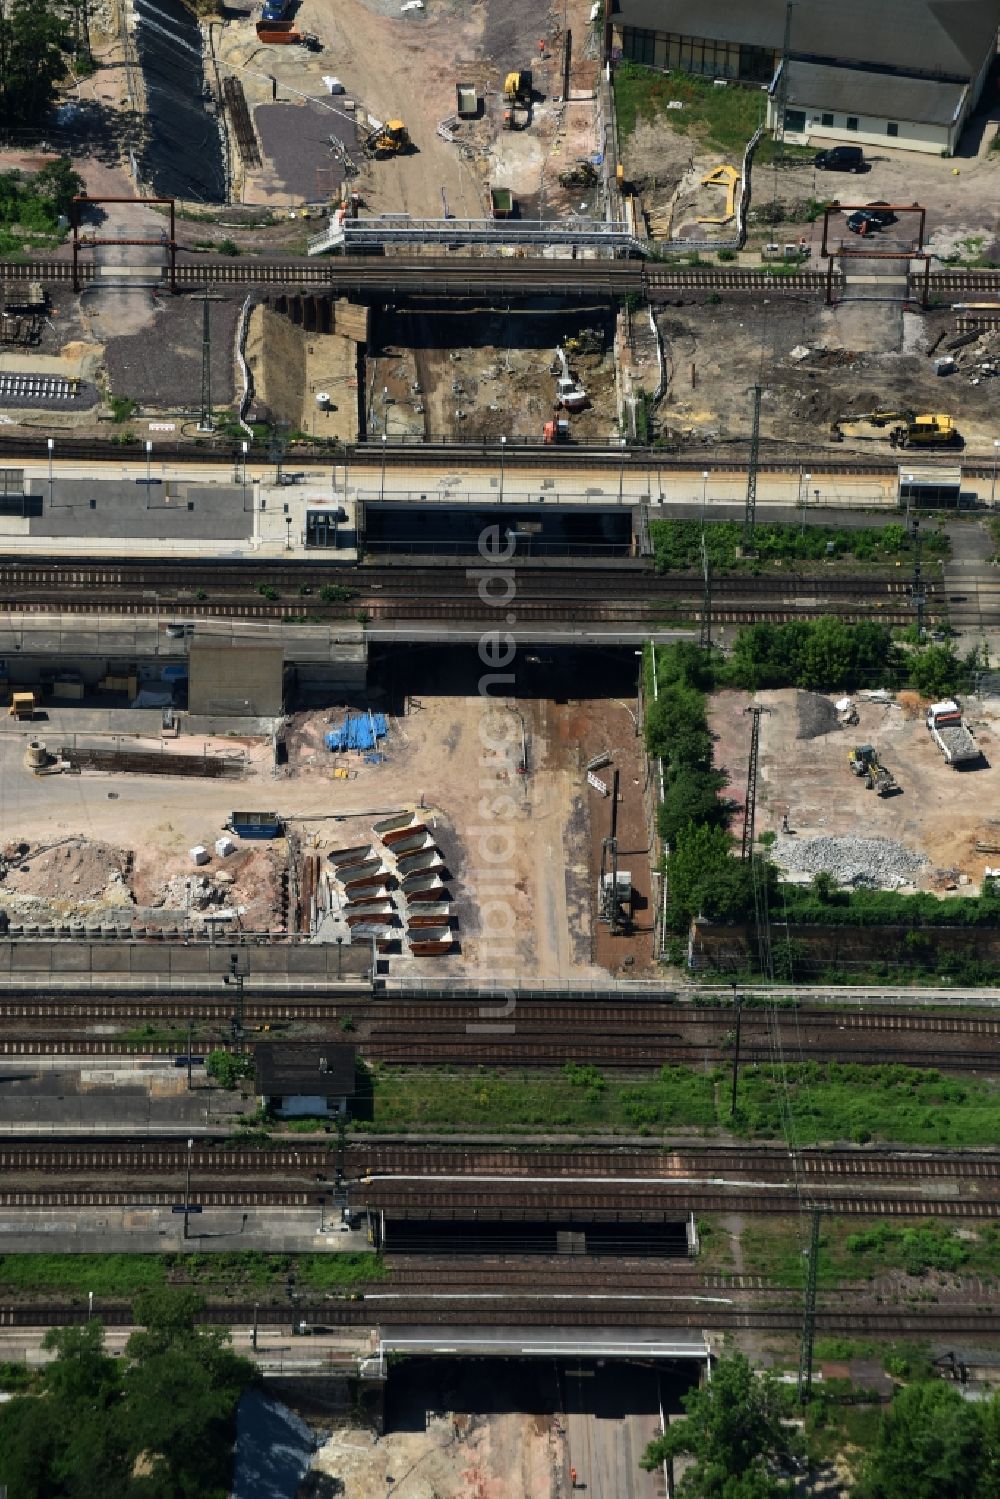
[324,712,388,753]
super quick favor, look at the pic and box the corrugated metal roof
[611,0,998,80]
[786,60,968,124]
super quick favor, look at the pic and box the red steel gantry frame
[70,195,177,294]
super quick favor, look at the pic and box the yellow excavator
[831,409,960,448]
[503,69,532,129]
[363,119,411,159]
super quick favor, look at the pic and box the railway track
[1,1141,997,1223]
[2,1139,998,1182]
[0,564,934,628]
[0,564,918,594]
[356,1182,1000,1220]
[7,254,1000,302]
[0,1298,995,1336]
[0,1001,995,1072]
[0,424,985,477]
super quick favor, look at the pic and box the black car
[814,145,865,172]
[846,209,882,235]
[864,200,897,226]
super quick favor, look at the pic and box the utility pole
[699,532,712,652]
[741,705,770,861]
[910,517,926,642]
[771,1,794,160]
[224,952,246,1051]
[729,984,742,1115]
[197,295,214,433]
[798,1207,822,1403]
[183,1137,194,1242]
[742,384,763,555]
[599,768,622,933]
[271,421,288,487]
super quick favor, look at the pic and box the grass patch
[0,1254,167,1299]
[110,395,138,424]
[364,1060,1000,1147]
[613,63,766,154]
[175,1251,383,1293]
[365,1064,717,1132]
[989,516,1000,563]
[734,1062,1000,1147]
[737,1214,1000,1288]
[120,1024,191,1046]
[0,1252,385,1304]
[650,518,946,573]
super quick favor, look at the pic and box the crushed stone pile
[795,692,840,741]
[774,835,925,889]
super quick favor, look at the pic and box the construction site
[709,686,998,892]
[651,292,1000,455]
[0,648,654,977]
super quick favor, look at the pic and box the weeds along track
[0,1003,997,1072]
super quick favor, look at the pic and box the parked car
[846,209,883,235]
[815,145,865,172]
[864,200,897,226]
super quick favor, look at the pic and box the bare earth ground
[311,1414,560,1498]
[280,687,616,979]
[654,294,1000,458]
[708,687,1000,890]
[371,303,618,441]
[217,0,599,221]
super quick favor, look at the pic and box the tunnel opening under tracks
[375,1217,691,1256]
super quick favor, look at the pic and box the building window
[306,509,341,548]
[784,109,806,133]
[821,112,834,127]
[846,116,859,131]
[622,27,655,65]
[886,121,898,137]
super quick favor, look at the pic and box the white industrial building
[606,0,999,155]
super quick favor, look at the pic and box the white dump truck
[926,700,979,767]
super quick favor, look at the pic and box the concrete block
[190,846,210,866]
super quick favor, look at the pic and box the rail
[8,253,1000,300]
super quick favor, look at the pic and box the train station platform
[377,1325,711,1362]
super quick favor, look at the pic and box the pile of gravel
[795,692,841,741]
[774,835,925,889]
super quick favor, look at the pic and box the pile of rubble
[0,837,135,910]
[774,835,926,889]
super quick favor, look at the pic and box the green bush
[206,1051,255,1090]
[650,518,932,573]
[110,395,137,424]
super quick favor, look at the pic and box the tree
[0,1,70,130]
[0,1298,254,1499]
[640,1352,794,1496]
[854,1381,992,1499]
[33,154,83,217]
[909,644,962,701]
[667,824,756,928]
